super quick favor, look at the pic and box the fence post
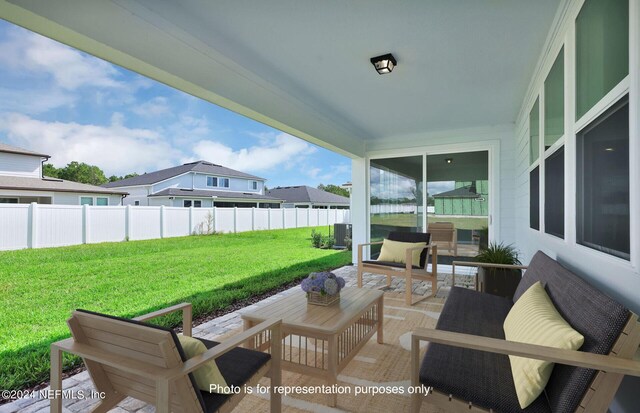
[307,208,311,227]
[125,205,131,240]
[28,202,38,249]
[82,204,90,244]
[160,205,165,238]
[233,207,237,233]
[282,208,285,229]
[189,206,194,235]
[213,206,218,233]
[268,208,271,230]
[251,207,255,231]
[295,208,298,228]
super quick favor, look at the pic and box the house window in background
[207,176,217,187]
[219,178,230,188]
[577,98,629,260]
[80,197,93,206]
[96,197,108,206]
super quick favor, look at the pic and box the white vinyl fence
[0,203,351,251]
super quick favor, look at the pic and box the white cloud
[190,133,316,173]
[133,97,172,118]
[0,88,76,115]
[304,164,350,183]
[0,113,182,176]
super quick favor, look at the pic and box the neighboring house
[266,185,350,209]
[0,143,127,205]
[433,180,488,216]
[103,160,283,208]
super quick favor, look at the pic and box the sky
[0,20,351,188]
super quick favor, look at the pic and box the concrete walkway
[0,265,476,413]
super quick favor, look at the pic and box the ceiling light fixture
[445,158,453,164]
[370,53,397,75]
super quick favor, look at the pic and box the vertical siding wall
[0,204,350,251]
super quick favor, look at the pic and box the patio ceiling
[1,0,560,157]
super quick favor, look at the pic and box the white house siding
[151,172,263,195]
[0,152,41,178]
[52,193,123,206]
[118,186,151,206]
[512,2,639,410]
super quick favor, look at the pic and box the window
[545,147,564,238]
[0,198,18,204]
[96,197,108,206]
[529,98,540,164]
[134,201,140,206]
[80,197,93,206]
[544,48,564,149]
[577,98,629,260]
[183,199,202,208]
[250,181,258,190]
[207,176,217,187]
[530,167,539,230]
[576,0,628,119]
[219,178,230,188]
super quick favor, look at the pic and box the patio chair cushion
[511,252,631,413]
[387,231,431,267]
[377,238,426,265]
[419,287,552,413]
[177,334,229,393]
[196,338,272,413]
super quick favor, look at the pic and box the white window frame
[206,176,217,187]
[79,196,110,206]
[183,199,202,208]
[249,180,258,190]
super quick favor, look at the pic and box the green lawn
[0,227,350,391]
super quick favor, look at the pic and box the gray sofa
[414,251,638,413]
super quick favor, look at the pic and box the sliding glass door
[369,156,424,258]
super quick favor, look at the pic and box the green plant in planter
[474,242,522,299]
[475,242,521,265]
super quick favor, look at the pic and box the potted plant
[301,272,346,306]
[474,242,522,299]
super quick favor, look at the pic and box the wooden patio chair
[357,231,437,306]
[50,303,282,413]
[428,222,457,256]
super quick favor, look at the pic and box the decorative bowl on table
[301,271,346,306]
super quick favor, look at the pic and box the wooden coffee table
[241,287,384,406]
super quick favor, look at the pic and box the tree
[43,163,59,178]
[109,172,139,182]
[55,161,108,186]
[317,184,350,198]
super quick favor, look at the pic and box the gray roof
[266,186,350,205]
[433,185,479,198]
[103,161,264,188]
[148,188,282,201]
[0,175,128,195]
[0,142,50,158]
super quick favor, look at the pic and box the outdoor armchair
[357,231,437,305]
[50,302,282,413]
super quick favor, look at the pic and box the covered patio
[1,0,639,412]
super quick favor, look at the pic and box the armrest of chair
[167,318,282,379]
[134,302,193,337]
[411,328,640,377]
[357,241,384,263]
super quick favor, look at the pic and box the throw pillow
[503,281,584,408]
[377,238,426,265]
[178,334,230,393]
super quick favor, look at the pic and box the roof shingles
[266,186,349,205]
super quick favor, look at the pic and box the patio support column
[351,157,368,263]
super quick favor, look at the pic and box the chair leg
[431,279,437,297]
[357,265,363,288]
[406,274,413,306]
[386,274,392,287]
[410,393,423,413]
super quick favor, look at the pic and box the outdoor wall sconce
[370,53,397,74]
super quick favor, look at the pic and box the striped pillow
[503,281,584,408]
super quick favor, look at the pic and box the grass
[370,213,488,230]
[0,226,350,391]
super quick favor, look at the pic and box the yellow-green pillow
[503,282,584,408]
[178,334,230,394]
[377,238,426,265]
